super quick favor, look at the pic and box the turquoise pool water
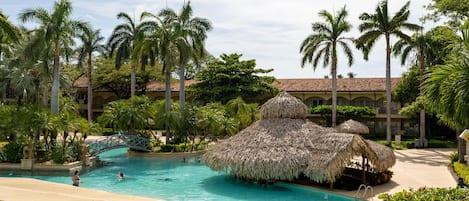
[5,148,356,201]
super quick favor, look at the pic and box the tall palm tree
[393,31,438,142]
[159,1,212,112]
[0,11,21,58]
[77,26,105,122]
[140,11,183,143]
[300,6,353,127]
[356,0,421,145]
[19,0,87,114]
[108,12,144,97]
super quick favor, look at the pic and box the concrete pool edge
[0,177,162,201]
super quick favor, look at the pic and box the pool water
[5,148,356,201]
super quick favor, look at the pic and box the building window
[305,97,324,107]
[352,97,375,108]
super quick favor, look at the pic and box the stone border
[128,149,207,158]
[0,156,99,175]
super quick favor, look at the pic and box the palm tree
[159,1,212,112]
[356,0,421,145]
[0,11,21,59]
[393,31,439,142]
[300,6,354,127]
[140,11,183,143]
[77,26,105,122]
[108,12,143,97]
[19,0,87,114]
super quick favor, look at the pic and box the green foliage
[454,162,469,183]
[51,145,67,164]
[425,0,469,26]
[189,53,278,104]
[378,187,469,201]
[1,142,23,162]
[393,66,420,104]
[399,97,425,118]
[449,152,459,163]
[93,58,163,98]
[310,105,375,117]
[98,96,153,134]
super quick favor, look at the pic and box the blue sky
[1,0,437,79]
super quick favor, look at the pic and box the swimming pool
[5,148,357,201]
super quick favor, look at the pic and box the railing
[86,133,151,156]
[355,184,374,200]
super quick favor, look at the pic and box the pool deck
[334,148,457,200]
[0,148,457,201]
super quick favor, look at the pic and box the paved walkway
[336,148,457,200]
[0,177,161,201]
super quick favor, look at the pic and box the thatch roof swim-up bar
[204,91,389,186]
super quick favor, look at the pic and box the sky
[1,0,439,79]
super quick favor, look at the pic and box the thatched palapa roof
[204,91,381,183]
[365,140,396,171]
[336,119,370,134]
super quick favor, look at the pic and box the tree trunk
[51,39,60,114]
[385,34,392,145]
[87,52,93,123]
[458,129,466,163]
[179,63,186,113]
[419,50,426,141]
[131,65,136,96]
[331,53,338,127]
[164,63,172,144]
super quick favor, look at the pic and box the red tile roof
[73,76,400,92]
[273,78,401,92]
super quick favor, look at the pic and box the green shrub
[1,142,23,163]
[310,105,375,116]
[51,145,67,164]
[378,187,469,201]
[454,162,469,184]
[450,152,459,163]
[159,144,176,152]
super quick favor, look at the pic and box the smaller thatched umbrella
[336,119,370,134]
[365,140,396,171]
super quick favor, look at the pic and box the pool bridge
[85,133,151,155]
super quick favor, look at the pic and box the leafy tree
[356,0,421,145]
[19,0,88,114]
[392,65,420,105]
[189,53,278,104]
[93,57,162,98]
[300,6,354,127]
[424,0,468,26]
[77,26,105,122]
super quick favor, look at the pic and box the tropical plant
[77,26,105,122]
[158,1,212,112]
[108,12,144,97]
[0,11,21,58]
[393,31,437,141]
[19,0,87,114]
[98,96,153,135]
[225,97,258,130]
[356,0,421,145]
[300,6,354,127]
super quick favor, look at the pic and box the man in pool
[117,171,125,180]
[72,170,81,187]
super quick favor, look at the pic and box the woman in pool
[72,170,81,187]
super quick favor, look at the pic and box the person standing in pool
[72,170,81,187]
[117,171,125,180]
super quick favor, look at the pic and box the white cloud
[2,0,436,79]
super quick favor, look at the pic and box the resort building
[72,77,414,136]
